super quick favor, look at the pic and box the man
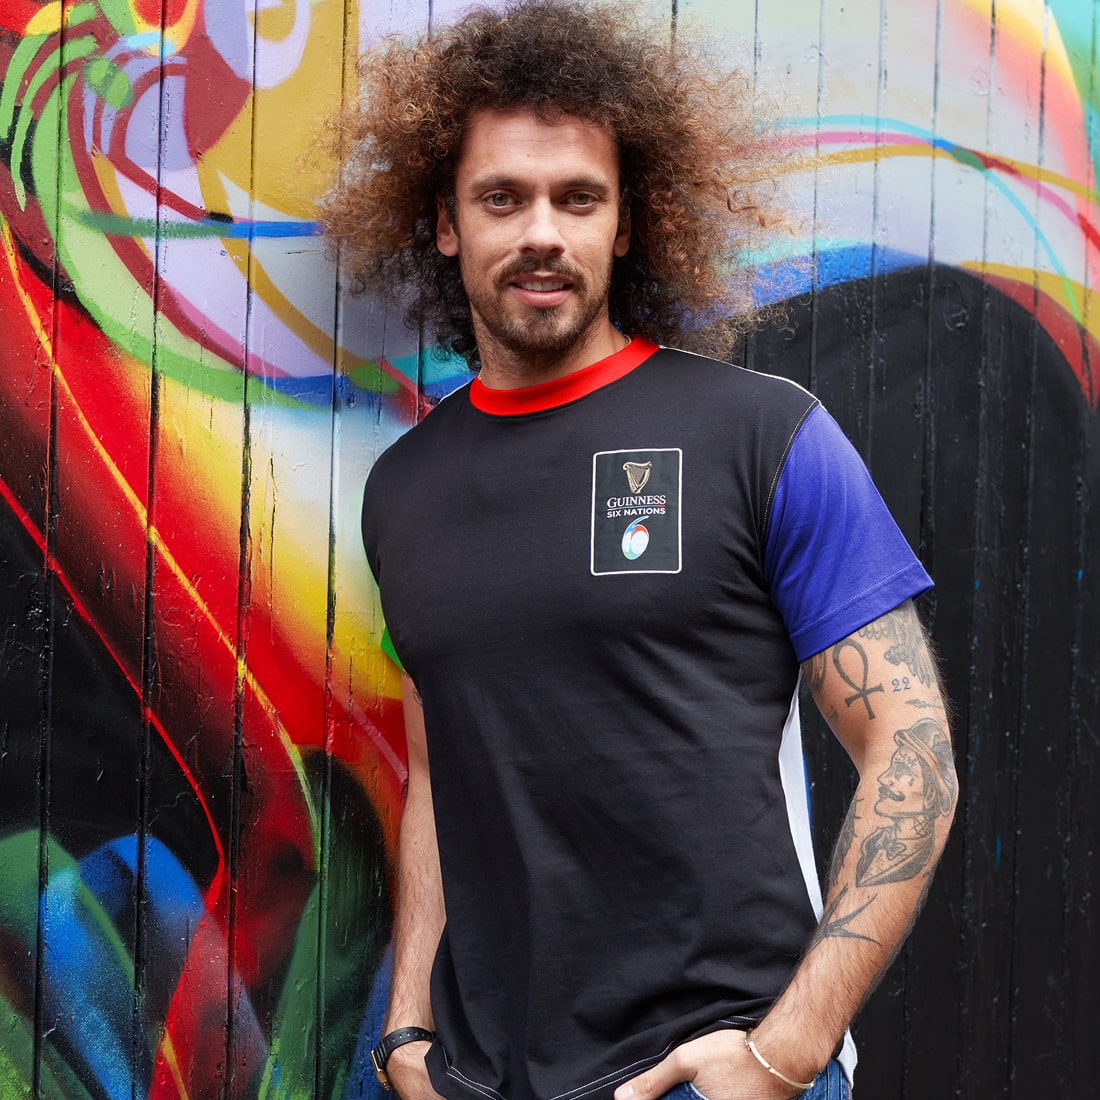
[321,3,957,1099]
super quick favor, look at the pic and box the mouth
[878,786,905,802]
[513,279,571,292]
[507,274,575,309]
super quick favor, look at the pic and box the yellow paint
[157,1031,192,1100]
[250,0,299,44]
[26,1,64,36]
[791,144,1100,207]
[961,259,1100,340]
[196,0,352,217]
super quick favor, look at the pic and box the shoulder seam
[761,399,821,546]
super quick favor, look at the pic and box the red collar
[469,337,659,416]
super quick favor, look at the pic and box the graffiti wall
[0,0,1096,1097]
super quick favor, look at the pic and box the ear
[613,203,630,258]
[437,195,459,257]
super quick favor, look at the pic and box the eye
[484,192,514,209]
[568,192,597,207]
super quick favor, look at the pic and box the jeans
[660,1058,850,1100]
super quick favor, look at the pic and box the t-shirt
[362,338,932,1100]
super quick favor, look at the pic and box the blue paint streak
[38,837,207,1100]
[750,243,928,308]
[347,943,394,1100]
[42,860,142,1100]
[220,219,319,239]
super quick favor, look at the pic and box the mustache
[499,257,582,284]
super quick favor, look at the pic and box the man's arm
[615,599,957,1100]
[383,673,447,1100]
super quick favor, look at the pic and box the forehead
[454,108,620,186]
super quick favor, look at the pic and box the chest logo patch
[591,448,682,575]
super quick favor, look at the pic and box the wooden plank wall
[0,0,1096,1096]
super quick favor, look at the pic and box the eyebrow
[465,175,615,195]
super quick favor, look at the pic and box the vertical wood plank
[328,2,439,1093]
[0,13,57,1092]
[136,2,252,1092]
[42,1,158,1091]
[858,4,950,1091]
[953,1,1027,1092]
[1009,5,1076,1094]
[1051,4,1100,1094]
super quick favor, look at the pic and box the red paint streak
[0,472,227,901]
[982,271,1097,410]
[810,129,928,149]
[180,20,253,159]
[1078,211,1100,255]
[1,239,396,1097]
[101,60,214,224]
[130,0,200,31]
[3,173,407,811]
[0,0,42,33]
[66,74,254,375]
[378,356,438,421]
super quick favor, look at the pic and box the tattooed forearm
[858,601,935,686]
[855,717,957,887]
[832,638,885,718]
[827,798,861,892]
[807,885,881,952]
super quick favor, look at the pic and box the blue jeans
[660,1059,850,1100]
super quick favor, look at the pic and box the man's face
[875,747,929,820]
[437,108,631,370]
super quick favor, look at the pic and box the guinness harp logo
[622,461,652,494]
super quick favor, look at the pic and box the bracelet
[744,1029,816,1092]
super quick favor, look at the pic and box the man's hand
[385,1040,445,1100]
[613,1031,802,1100]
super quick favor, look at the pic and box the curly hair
[319,0,792,367]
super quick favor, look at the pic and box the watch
[370,1027,436,1090]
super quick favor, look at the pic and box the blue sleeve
[763,404,933,662]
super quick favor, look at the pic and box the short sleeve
[763,405,933,662]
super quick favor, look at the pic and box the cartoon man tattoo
[857,718,957,887]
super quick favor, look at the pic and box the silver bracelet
[744,1029,816,1092]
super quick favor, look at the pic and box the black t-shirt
[362,341,930,1100]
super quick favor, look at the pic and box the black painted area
[0,500,218,884]
[747,264,1100,1098]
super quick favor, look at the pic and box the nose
[518,197,565,256]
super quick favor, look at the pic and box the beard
[462,255,614,374]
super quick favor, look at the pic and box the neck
[475,318,629,390]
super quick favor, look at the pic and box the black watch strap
[370,1027,436,1090]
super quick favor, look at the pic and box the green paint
[380,626,405,670]
[947,145,985,174]
[0,834,109,1100]
[28,75,305,409]
[12,35,97,209]
[0,33,46,140]
[346,359,403,396]
[84,57,133,110]
[0,994,97,1100]
[98,0,141,36]
[0,1013,33,1100]
[258,755,392,1100]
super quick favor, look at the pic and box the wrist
[371,1027,436,1090]
[743,1029,819,1094]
